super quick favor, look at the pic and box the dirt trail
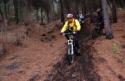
[0,22,67,81]
[0,34,67,81]
[0,11,125,81]
[44,11,125,81]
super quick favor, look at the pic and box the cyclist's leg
[74,34,80,54]
[64,30,69,40]
[65,35,69,40]
[75,39,79,49]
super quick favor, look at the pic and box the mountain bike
[64,32,79,64]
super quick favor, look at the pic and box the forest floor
[0,10,125,81]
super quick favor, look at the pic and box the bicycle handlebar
[63,32,76,35]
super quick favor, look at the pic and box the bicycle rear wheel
[67,55,74,64]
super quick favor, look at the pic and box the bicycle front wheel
[67,44,74,64]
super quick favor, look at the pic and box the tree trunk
[120,0,124,8]
[64,0,70,12]
[60,0,64,23]
[111,0,117,23]
[0,7,4,20]
[36,8,39,22]
[101,0,113,39]
[40,8,43,24]
[3,0,7,19]
[3,0,8,27]
[13,0,19,24]
[89,0,95,13]
[83,0,87,14]
[84,0,88,13]
[47,12,49,23]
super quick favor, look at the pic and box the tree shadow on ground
[44,31,101,81]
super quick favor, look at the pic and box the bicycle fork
[68,40,74,55]
[67,39,74,64]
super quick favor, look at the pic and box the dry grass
[112,41,122,54]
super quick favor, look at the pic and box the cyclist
[61,13,81,54]
[77,11,85,29]
[96,8,104,35]
[77,11,85,24]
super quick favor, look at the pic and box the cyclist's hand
[74,30,79,34]
[76,30,80,33]
[73,32,76,34]
[60,32,64,35]
[62,33,65,36]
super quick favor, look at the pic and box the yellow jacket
[61,19,81,33]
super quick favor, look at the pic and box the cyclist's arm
[75,19,81,31]
[61,21,68,33]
